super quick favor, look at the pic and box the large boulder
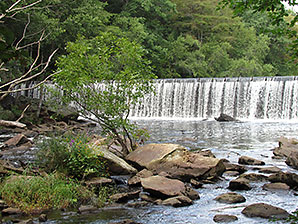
[126,144,225,181]
[241,203,289,219]
[92,145,137,175]
[140,175,186,198]
[273,137,298,158]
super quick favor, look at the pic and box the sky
[283,2,298,12]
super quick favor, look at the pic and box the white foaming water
[130,76,298,120]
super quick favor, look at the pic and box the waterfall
[130,76,298,120]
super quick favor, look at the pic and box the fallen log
[0,120,26,128]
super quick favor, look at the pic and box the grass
[0,173,92,214]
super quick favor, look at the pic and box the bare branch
[16,104,30,122]
[6,0,43,14]
[0,70,61,95]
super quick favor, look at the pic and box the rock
[128,169,153,186]
[215,114,238,122]
[0,199,8,210]
[238,156,265,166]
[239,173,267,182]
[258,166,281,174]
[223,171,239,177]
[262,182,290,191]
[185,185,200,200]
[91,145,137,175]
[241,203,289,219]
[162,195,193,207]
[19,219,34,224]
[228,178,251,191]
[268,172,298,189]
[38,214,48,222]
[1,207,23,216]
[3,134,31,147]
[110,190,141,203]
[213,214,238,222]
[273,137,298,158]
[223,162,247,174]
[108,219,142,224]
[214,192,246,204]
[139,193,158,203]
[0,142,33,156]
[140,175,186,198]
[78,205,98,214]
[127,144,225,181]
[286,151,298,170]
[126,201,149,208]
[197,150,216,158]
[85,177,114,188]
[190,179,203,188]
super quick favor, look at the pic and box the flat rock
[141,175,186,198]
[162,195,193,207]
[214,192,246,204]
[258,166,281,174]
[4,134,31,147]
[273,137,298,158]
[239,173,267,182]
[268,172,298,189]
[223,162,247,174]
[238,156,265,166]
[228,178,252,191]
[128,169,153,186]
[213,214,238,222]
[127,143,225,181]
[1,207,23,216]
[110,190,141,203]
[262,182,290,191]
[85,177,114,188]
[241,203,289,219]
[78,205,98,214]
[285,151,298,170]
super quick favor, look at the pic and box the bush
[0,174,92,214]
[36,132,108,180]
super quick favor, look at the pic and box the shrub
[36,132,108,180]
[0,174,92,214]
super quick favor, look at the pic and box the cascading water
[130,76,298,120]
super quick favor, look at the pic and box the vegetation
[54,32,155,155]
[0,174,92,214]
[36,132,108,180]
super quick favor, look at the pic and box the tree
[54,32,156,155]
[0,0,58,122]
[219,0,298,58]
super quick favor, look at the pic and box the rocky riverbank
[0,97,297,223]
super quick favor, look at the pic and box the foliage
[0,174,92,213]
[287,209,298,224]
[54,32,156,155]
[219,0,298,58]
[36,132,108,180]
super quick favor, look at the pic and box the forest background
[0,0,297,83]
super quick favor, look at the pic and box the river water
[46,118,298,224]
